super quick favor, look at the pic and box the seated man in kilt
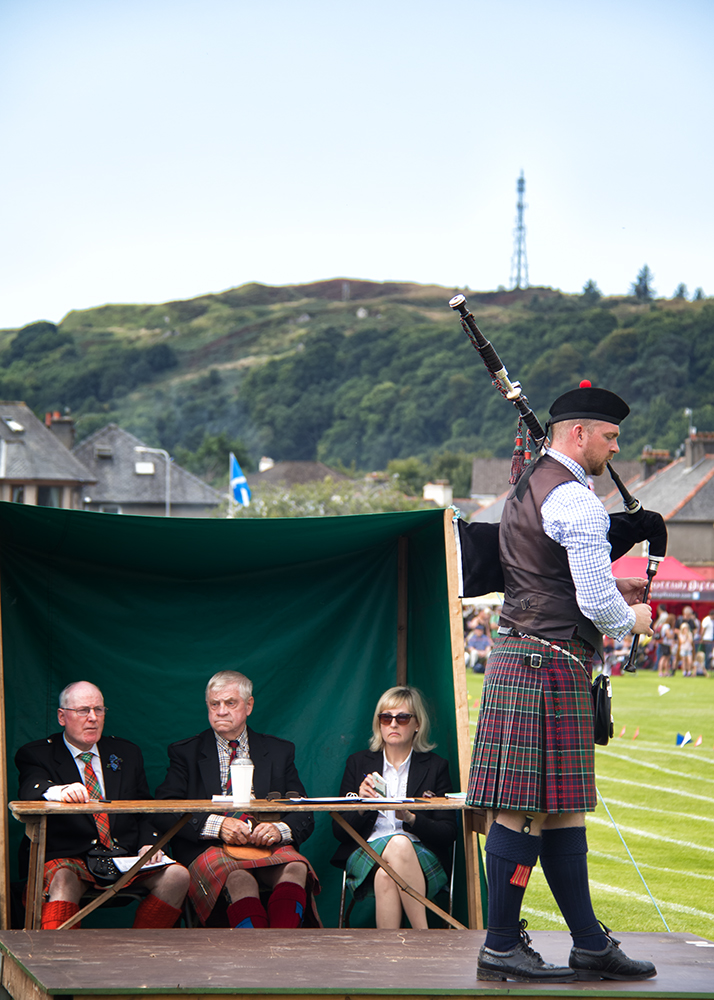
[156,670,319,928]
[467,384,657,983]
[16,680,190,929]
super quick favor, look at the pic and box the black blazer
[330,748,456,874]
[15,733,157,876]
[154,726,314,867]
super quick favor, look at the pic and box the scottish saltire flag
[230,452,251,506]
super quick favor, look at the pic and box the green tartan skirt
[346,835,447,900]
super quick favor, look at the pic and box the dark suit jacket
[154,726,314,867]
[330,748,456,874]
[15,733,157,876]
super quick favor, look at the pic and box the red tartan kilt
[29,857,162,901]
[188,845,321,926]
[466,635,597,813]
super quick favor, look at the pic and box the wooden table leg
[330,811,466,930]
[462,808,484,929]
[24,817,46,930]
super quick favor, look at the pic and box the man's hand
[218,817,253,845]
[60,782,90,803]
[138,844,166,863]
[631,602,653,635]
[616,577,648,606]
[250,821,281,846]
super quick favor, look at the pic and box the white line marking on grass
[588,849,714,882]
[589,880,714,923]
[607,744,714,765]
[597,775,714,805]
[598,796,714,824]
[588,814,714,853]
[600,751,714,785]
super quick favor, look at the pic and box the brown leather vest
[499,454,603,655]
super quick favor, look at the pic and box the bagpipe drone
[448,294,666,672]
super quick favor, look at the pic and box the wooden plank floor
[0,930,712,1000]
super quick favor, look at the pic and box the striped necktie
[79,752,112,847]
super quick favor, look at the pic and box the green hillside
[2,279,713,487]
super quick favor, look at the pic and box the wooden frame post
[396,536,408,686]
[0,570,10,929]
[442,508,485,929]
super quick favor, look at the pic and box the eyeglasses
[62,706,107,717]
[378,712,414,726]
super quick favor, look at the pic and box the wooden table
[8,797,486,930]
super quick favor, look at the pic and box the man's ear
[245,697,255,717]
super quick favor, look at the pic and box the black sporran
[591,673,613,746]
[85,845,128,884]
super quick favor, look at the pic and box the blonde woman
[331,686,456,929]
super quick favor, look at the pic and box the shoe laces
[597,919,621,949]
[518,919,544,962]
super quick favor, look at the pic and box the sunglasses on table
[378,712,414,726]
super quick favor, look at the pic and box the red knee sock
[227,896,269,928]
[267,881,306,928]
[41,900,80,929]
[133,893,182,928]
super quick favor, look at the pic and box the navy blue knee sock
[484,822,541,951]
[539,827,608,950]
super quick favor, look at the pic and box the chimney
[45,411,76,450]
[684,431,714,469]
[640,446,671,479]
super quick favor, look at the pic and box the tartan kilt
[466,634,597,813]
[189,845,321,926]
[36,856,162,899]
[346,835,447,901]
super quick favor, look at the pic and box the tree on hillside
[631,265,655,302]
[673,283,688,300]
[387,457,429,495]
[693,287,705,301]
[581,279,601,304]
[3,320,75,365]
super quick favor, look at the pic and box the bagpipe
[448,294,667,672]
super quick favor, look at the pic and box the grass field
[466,668,714,941]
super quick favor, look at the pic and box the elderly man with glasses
[15,680,189,929]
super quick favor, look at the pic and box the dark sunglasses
[378,712,414,726]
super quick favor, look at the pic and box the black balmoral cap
[549,383,630,425]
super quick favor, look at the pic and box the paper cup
[230,762,254,804]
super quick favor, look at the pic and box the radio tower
[509,171,529,289]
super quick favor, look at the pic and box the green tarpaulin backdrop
[0,502,467,925]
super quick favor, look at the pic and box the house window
[36,486,62,508]
[99,504,122,514]
[11,485,24,503]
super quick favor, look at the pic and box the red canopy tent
[611,555,714,613]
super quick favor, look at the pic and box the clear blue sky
[1,0,712,328]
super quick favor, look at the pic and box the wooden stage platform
[1,929,712,1000]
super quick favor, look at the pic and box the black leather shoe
[569,926,657,981]
[478,921,577,982]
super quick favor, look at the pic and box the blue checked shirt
[541,449,636,640]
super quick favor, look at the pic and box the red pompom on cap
[579,379,592,388]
